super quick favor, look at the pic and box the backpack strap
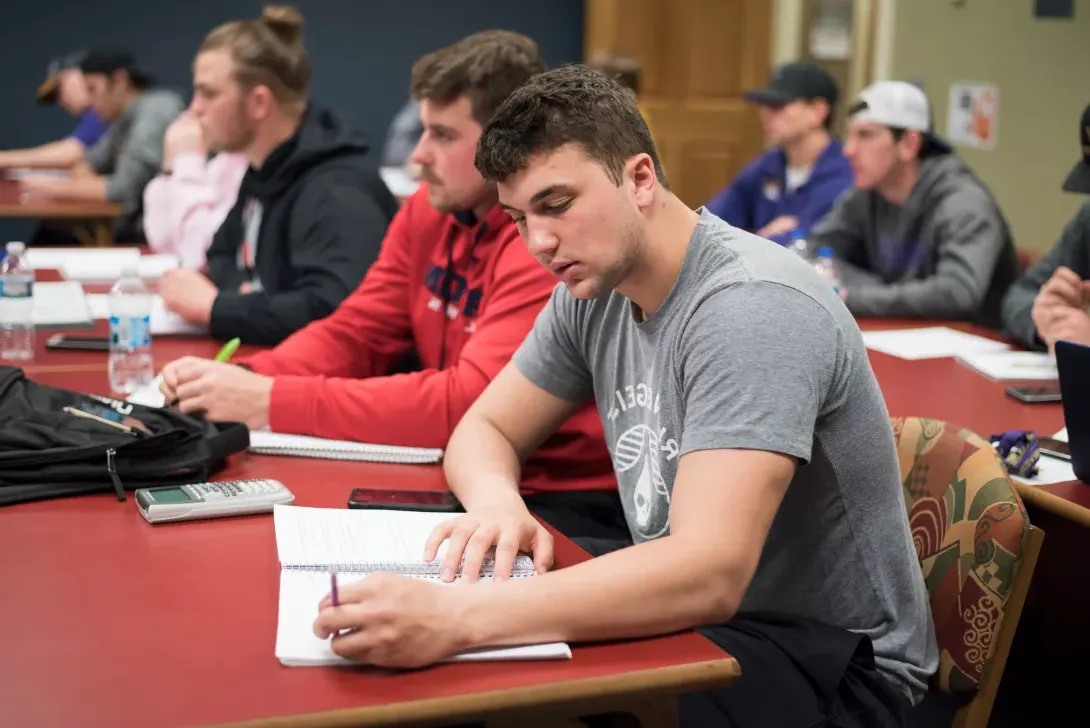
[206,421,251,462]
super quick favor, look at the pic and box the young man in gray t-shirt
[312,66,937,727]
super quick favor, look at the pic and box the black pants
[524,489,631,543]
[577,538,912,728]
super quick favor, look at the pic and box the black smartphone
[45,334,110,352]
[1005,384,1062,404]
[347,488,462,513]
[1037,437,1071,461]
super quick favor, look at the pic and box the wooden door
[585,0,772,208]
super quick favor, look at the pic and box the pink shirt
[142,152,248,270]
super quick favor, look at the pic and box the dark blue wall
[0,0,584,241]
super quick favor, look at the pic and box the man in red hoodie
[159,30,624,539]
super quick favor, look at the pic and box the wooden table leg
[92,220,111,246]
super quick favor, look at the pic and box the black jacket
[206,104,398,345]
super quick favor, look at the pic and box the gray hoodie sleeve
[105,94,183,208]
[843,185,1005,319]
[1000,203,1090,348]
[810,189,883,287]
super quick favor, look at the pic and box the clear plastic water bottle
[787,228,812,260]
[813,246,841,294]
[108,265,154,393]
[0,241,35,361]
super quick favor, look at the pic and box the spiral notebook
[273,505,570,666]
[250,431,442,464]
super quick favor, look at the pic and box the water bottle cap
[5,241,25,255]
[790,228,806,239]
[817,246,833,258]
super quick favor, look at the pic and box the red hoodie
[241,186,616,494]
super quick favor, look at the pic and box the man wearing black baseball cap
[706,61,853,246]
[0,50,108,171]
[1001,103,1090,350]
[21,48,184,242]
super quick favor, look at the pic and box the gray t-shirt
[512,208,938,703]
[86,88,184,240]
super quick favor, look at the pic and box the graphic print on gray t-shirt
[512,208,938,704]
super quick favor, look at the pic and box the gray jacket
[811,154,1018,328]
[86,88,185,241]
[1000,202,1090,348]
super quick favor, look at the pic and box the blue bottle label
[0,276,33,298]
[110,315,151,348]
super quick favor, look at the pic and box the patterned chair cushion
[891,417,1030,694]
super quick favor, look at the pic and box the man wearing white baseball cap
[810,80,1018,328]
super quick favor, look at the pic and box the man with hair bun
[159,5,398,346]
[160,31,622,540]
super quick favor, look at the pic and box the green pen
[215,337,242,363]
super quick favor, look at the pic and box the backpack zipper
[106,448,126,502]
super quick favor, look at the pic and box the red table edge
[206,658,741,728]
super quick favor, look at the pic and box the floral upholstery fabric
[892,417,1030,694]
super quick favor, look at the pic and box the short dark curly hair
[410,30,545,127]
[475,64,667,188]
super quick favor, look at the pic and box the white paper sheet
[957,351,1058,381]
[86,293,207,336]
[32,281,91,326]
[63,253,179,282]
[25,247,139,272]
[861,326,1011,360]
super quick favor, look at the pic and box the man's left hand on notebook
[160,269,218,324]
[159,356,272,428]
[313,571,472,668]
[423,501,554,583]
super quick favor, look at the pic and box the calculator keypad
[187,479,284,501]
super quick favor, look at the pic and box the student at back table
[809,81,1018,328]
[309,65,937,728]
[1001,102,1090,350]
[0,50,109,171]
[705,61,853,245]
[158,5,397,347]
[159,30,625,542]
[19,48,184,243]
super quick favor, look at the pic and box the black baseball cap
[1062,103,1090,194]
[36,49,87,105]
[79,49,156,89]
[744,61,839,107]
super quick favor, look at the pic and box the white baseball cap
[848,81,951,153]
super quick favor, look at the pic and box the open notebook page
[275,569,571,666]
[274,504,452,568]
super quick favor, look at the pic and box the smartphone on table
[1005,383,1062,404]
[1036,437,1071,461]
[347,488,462,513]
[45,334,111,352]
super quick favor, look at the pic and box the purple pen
[330,567,339,607]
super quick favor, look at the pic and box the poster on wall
[946,83,999,150]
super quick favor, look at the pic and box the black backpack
[0,366,249,506]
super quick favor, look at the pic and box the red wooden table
[858,319,1090,528]
[2,325,739,727]
[0,178,121,246]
